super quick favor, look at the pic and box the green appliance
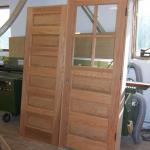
[0,58,23,122]
[122,63,146,144]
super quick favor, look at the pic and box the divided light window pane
[97,5,117,33]
[76,6,94,33]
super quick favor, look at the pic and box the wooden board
[9,36,25,58]
[20,5,67,145]
[126,81,150,89]
[59,0,128,150]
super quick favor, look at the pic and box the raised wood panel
[28,87,55,110]
[72,75,112,94]
[32,35,59,47]
[71,99,109,118]
[72,67,113,79]
[32,26,60,35]
[32,6,62,14]
[69,113,108,142]
[71,89,111,105]
[31,56,57,68]
[26,106,54,117]
[69,122,107,142]
[29,75,56,89]
[33,13,61,26]
[67,134,107,150]
[29,66,56,77]
[25,127,52,144]
[27,113,53,132]
[31,47,58,57]
[28,96,54,110]
[28,87,55,98]
[69,112,108,129]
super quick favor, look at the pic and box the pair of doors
[20,0,128,150]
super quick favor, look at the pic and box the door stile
[107,0,128,150]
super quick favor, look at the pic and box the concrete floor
[121,136,150,150]
[0,113,150,150]
[0,114,61,150]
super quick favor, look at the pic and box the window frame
[0,5,9,9]
[132,0,150,59]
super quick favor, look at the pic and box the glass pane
[94,37,114,68]
[73,37,92,66]
[136,0,150,57]
[95,37,114,59]
[76,6,94,33]
[97,5,117,32]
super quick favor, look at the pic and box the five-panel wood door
[60,0,128,150]
[20,5,67,145]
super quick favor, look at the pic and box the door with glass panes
[60,0,128,150]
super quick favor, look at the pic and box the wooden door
[60,0,128,150]
[20,5,67,145]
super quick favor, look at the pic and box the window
[0,6,10,56]
[134,0,150,58]
[73,5,117,68]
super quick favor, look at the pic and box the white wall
[10,0,67,36]
[0,0,11,6]
[10,0,117,36]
